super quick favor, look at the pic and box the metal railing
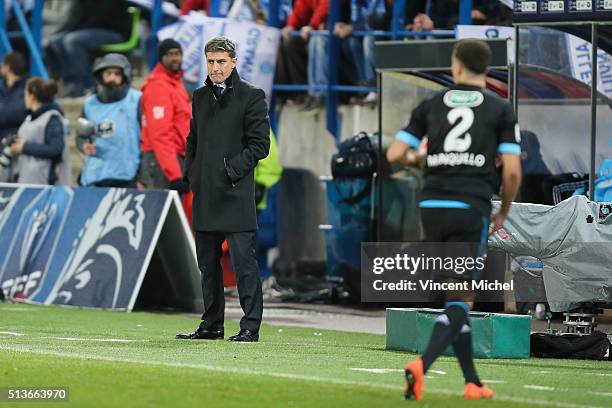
[0,0,47,79]
[269,0,473,140]
[149,0,475,140]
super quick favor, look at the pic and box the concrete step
[277,102,379,177]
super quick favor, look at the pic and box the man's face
[0,64,8,78]
[161,48,183,72]
[206,51,237,84]
[102,67,124,87]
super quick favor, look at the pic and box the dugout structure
[373,38,510,241]
[513,2,612,200]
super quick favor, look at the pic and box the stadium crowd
[0,0,512,187]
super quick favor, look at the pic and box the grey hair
[205,36,236,58]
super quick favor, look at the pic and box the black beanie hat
[158,38,182,62]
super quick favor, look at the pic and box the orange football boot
[404,359,425,401]
[464,382,494,400]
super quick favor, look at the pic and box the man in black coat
[176,37,270,343]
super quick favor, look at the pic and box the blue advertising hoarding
[0,184,200,311]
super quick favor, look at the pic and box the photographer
[0,52,29,140]
[77,53,141,188]
[6,77,70,185]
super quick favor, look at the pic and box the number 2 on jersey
[444,107,474,152]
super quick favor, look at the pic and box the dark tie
[214,85,223,99]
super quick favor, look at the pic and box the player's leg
[404,208,490,400]
[403,207,445,400]
[444,296,492,399]
[404,294,473,400]
[420,296,472,373]
[445,210,494,399]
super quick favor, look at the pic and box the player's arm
[494,153,521,227]
[491,106,523,234]
[386,102,427,166]
[387,134,421,166]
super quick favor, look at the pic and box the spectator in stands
[371,0,493,32]
[139,39,191,193]
[183,0,267,24]
[6,77,70,185]
[77,54,142,188]
[366,1,428,33]
[227,0,267,24]
[338,0,396,105]
[0,52,29,140]
[42,0,77,37]
[43,0,131,97]
[485,1,512,26]
[358,0,431,103]
[275,0,329,105]
[418,0,492,30]
[3,0,35,23]
[180,0,211,15]
[298,0,335,110]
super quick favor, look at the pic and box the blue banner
[0,185,180,310]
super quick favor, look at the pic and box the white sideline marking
[39,337,138,343]
[350,368,402,374]
[481,380,506,384]
[0,307,42,312]
[350,368,447,376]
[0,332,24,336]
[0,345,605,408]
[589,392,612,398]
[532,370,612,378]
[585,373,612,377]
[525,385,556,391]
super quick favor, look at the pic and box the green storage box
[386,308,531,359]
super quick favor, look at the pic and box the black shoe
[175,327,224,340]
[228,329,259,342]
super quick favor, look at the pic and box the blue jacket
[80,88,142,186]
[0,76,29,139]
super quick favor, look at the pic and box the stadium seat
[99,7,141,53]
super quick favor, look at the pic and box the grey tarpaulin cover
[489,196,612,312]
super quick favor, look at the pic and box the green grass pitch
[0,303,611,407]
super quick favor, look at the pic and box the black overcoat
[184,70,270,232]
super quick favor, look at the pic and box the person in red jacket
[139,38,191,194]
[180,0,211,15]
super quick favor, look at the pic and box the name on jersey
[443,90,484,108]
[427,152,486,168]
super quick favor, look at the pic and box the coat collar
[30,102,63,120]
[205,69,240,95]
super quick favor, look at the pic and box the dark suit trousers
[195,231,263,332]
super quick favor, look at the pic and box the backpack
[530,331,611,360]
[331,132,377,179]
